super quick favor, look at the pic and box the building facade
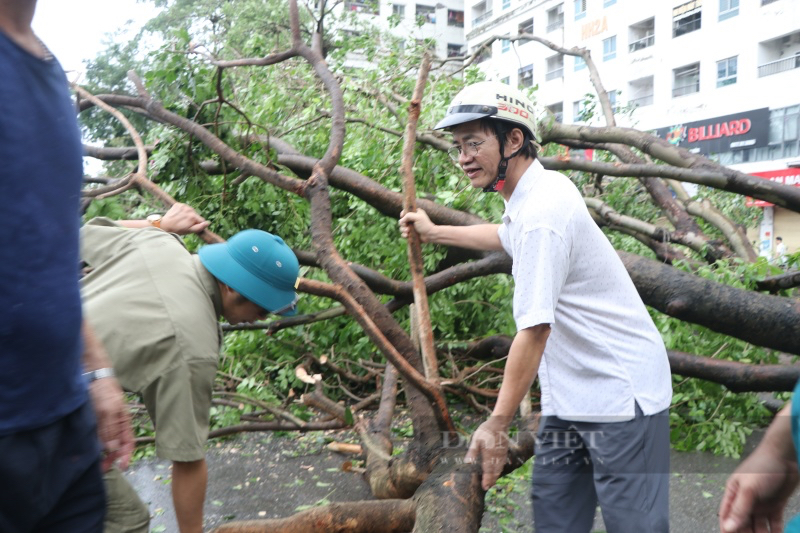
[339,0,466,67]
[464,0,800,258]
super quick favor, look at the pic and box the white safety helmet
[435,82,540,192]
[434,81,540,142]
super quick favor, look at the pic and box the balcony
[547,18,564,32]
[546,67,564,81]
[344,0,377,14]
[629,94,654,107]
[447,44,463,57]
[473,10,493,26]
[673,15,701,38]
[758,55,800,77]
[629,34,654,52]
[762,0,779,5]
[448,10,464,27]
[673,82,699,97]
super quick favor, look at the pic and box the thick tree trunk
[620,251,800,355]
[412,455,484,532]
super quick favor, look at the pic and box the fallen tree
[73,1,800,530]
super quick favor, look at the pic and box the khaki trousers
[103,467,150,533]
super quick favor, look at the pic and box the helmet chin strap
[483,145,525,193]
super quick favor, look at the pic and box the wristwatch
[83,367,115,382]
[146,214,163,228]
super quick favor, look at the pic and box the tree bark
[620,251,800,355]
[463,336,800,391]
[210,499,416,533]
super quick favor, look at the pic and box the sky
[32,0,160,174]
[32,0,159,81]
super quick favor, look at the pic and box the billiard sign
[654,108,769,156]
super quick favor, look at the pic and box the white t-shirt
[777,242,788,263]
[497,160,672,421]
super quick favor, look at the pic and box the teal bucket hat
[198,230,299,316]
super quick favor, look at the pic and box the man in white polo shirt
[399,81,672,532]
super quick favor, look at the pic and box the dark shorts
[532,404,670,533]
[0,401,106,533]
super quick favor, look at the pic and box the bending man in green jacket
[81,204,300,533]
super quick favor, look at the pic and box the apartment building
[337,0,466,67]
[465,0,800,257]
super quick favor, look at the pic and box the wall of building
[339,0,466,66]
[464,0,800,258]
[466,0,799,129]
[746,207,800,260]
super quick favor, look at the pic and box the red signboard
[746,168,800,207]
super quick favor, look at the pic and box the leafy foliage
[81,0,783,460]
[655,257,788,457]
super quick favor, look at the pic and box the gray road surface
[124,429,800,532]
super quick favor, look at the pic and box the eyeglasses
[446,137,495,162]
[271,294,299,316]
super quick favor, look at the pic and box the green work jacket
[81,218,223,462]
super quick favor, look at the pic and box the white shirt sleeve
[511,227,570,331]
[498,223,509,253]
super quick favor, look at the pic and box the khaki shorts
[141,360,216,462]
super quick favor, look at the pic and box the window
[345,0,378,14]
[717,105,800,164]
[719,0,739,20]
[547,102,564,123]
[447,43,463,57]
[447,9,464,27]
[717,56,738,87]
[604,0,617,5]
[574,55,586,71]
[770,106,800,157]
[392,4,405,17]
[501,37,511,53]
[608,90,617,112]
[500,76,510,85]
[603,36,617,61]
[518,64,533,88]
[518,18,533,44]
[574,0,587,20]
[573,100,588,122]
[503,0,511,10]
[547,4,564,31]
[416,4,436,23]
[628,17,655,51]
[546,54,564,80]
[673,1,702,37]
[673,63,700,97]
